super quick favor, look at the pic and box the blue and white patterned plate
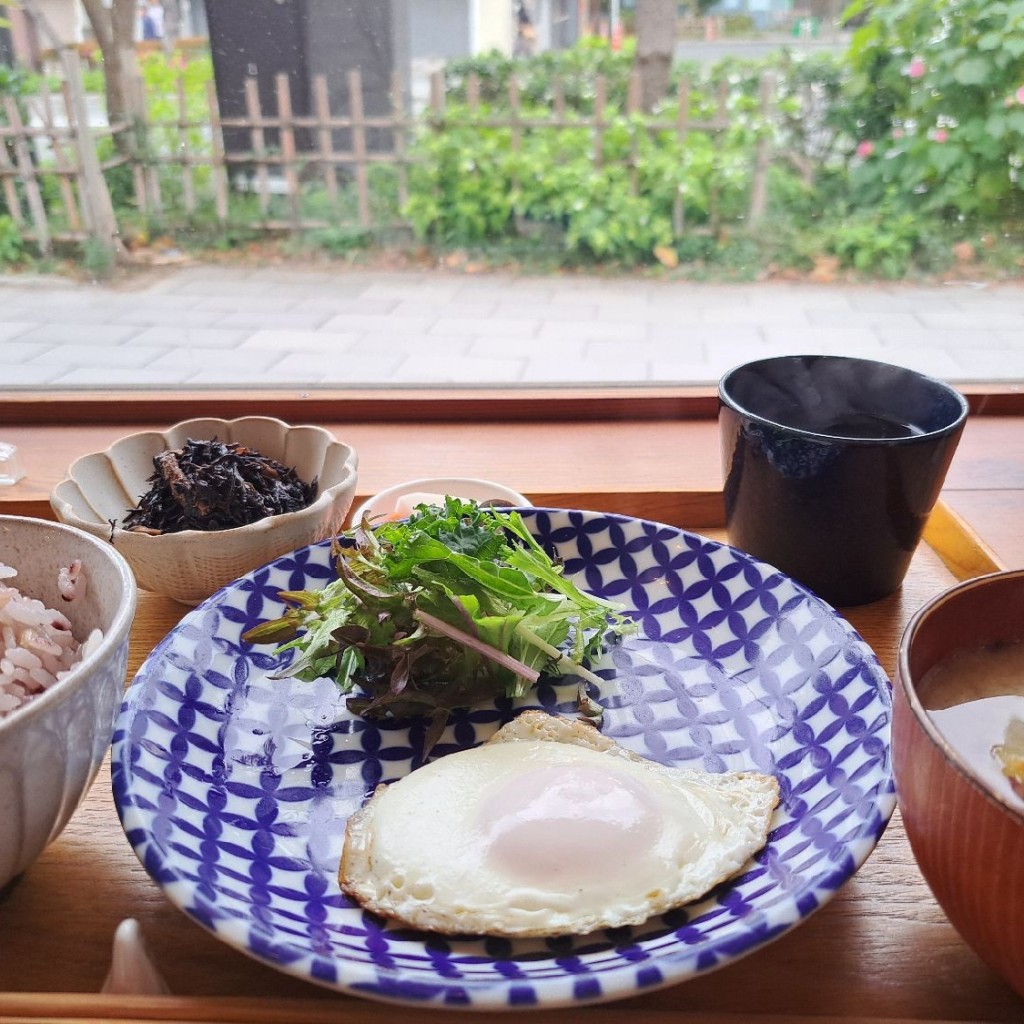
[112,509,894,1009]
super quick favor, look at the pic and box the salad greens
[242,497,632,747]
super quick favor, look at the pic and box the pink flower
[934,128,949,143]
[1017,85,1024,104]
[892,128,904,140]
[908,58,926,79]
[856,140,875,158]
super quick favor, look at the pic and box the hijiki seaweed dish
[123,438,318,535]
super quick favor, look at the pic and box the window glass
[0,1,1014,391]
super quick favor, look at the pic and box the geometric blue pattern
[111,508,894,1009]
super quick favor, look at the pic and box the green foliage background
[2,1,1023,279]
[404,6,1024,277]
[844,0,1024,222]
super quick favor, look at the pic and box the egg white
[339,711,780,937]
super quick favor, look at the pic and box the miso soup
[920,640,1024,807]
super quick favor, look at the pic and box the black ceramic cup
[719,355,969,607]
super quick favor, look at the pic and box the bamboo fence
[0,54,778,257]
[0,51,123,253]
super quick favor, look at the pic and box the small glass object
[0,442,26,486]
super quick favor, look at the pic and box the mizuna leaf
[245,497,635,752]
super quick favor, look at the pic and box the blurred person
[514,0,536,57]
[141,1,164,40]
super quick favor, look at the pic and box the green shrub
[0,63,26,96]
[0,64,30,175]
[0,215,24,265]
[97,136,137,211]
[405,119,517,244]
[409,42,935,269]
[828,209,919,278]
[137,50,214,193]
[844,0,1024,221]
[445,38,637,115]
[405,85,763,265]
[7,29,1006,280]
[307,225,374,254]
[82,236,116,279]
[81,65,106,94]
[300,167,403,228]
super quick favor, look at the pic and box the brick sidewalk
[1,266,1021,387]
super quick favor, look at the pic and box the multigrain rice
[0,562,100,718]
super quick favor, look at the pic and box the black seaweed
[122,437,318,534]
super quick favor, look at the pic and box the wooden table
[1,389,1022,1024]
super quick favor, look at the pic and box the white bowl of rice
[0,515,137,892]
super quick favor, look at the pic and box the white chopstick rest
[101,918,170,995]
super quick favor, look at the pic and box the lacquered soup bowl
[895,570,1024,998]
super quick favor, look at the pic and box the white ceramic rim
[351,476,531,525]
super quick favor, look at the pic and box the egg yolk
[479,763,667,886]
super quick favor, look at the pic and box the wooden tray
[0,496,1019,1024]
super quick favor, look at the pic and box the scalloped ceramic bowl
[49,417,358,605]
[0,514,137,891]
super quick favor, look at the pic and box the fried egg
[339,711,780,937]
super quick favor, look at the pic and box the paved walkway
[1,266,1022,387]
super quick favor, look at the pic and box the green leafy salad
[243,497,633,747]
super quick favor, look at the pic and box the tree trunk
[634,0,677,113]
[81,0,136,127]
